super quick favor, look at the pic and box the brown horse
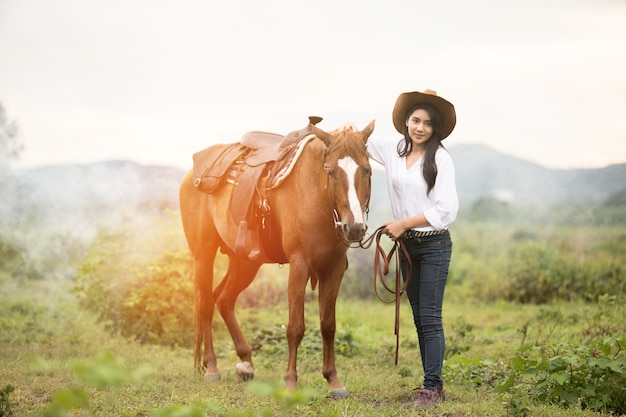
[179,119,375,397]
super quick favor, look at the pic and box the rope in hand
[360,226,412,365]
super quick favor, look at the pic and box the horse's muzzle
[342,222,367,242]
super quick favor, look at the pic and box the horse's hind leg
[215,257,261,381]
[194,252,222,381]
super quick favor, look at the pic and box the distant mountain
[448,144,626,206]
[5,144,624,238]
[7,161,185,237]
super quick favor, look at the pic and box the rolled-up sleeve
[423,151,459,230]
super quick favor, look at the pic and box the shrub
[503,242,625,303]
[74,213,196,346]
[497,337,626,415]
[0,384,15,417]
[74,211,294,347]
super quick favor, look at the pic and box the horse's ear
[360,120,375,142]
[311,124,333,147]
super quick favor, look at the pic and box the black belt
[402,229,447,239]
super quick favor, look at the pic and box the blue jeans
[399,231,452,390]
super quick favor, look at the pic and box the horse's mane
[325,126,368,164]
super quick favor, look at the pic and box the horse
[179,118,375,398]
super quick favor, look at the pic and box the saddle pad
[225,133,315,188]
[269,133,316,189]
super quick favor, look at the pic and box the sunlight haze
[1,0,625,170]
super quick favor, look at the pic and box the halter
[324,165,370,248]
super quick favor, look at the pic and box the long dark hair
[396,103,444,194]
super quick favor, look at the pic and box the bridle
[359,226,412,365]
[330,202,370,248]
[323,157,371,249]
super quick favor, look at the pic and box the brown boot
[403,386,446,408]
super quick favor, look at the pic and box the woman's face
[405,108,433,147]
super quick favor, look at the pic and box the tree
[0,102,22,237]
[0,101,22,166]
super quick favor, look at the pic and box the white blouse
[367,134,459,231]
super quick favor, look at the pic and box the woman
[367,89,459,408]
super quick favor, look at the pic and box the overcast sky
[1,0,625,170]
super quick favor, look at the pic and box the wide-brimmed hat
[392,89,456,139]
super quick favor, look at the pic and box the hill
[4,144,624,238]
[448,144,626,206]
[4,161,185,238]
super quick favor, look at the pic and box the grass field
[2,272,623,417]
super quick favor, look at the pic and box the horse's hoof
[235,361,255,381]
[327,389,349,399]
[203,373,221,381]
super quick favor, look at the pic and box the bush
[74,213,196,346]
[497,337,626,415]
[0,384,15,417]
[504,242,625,303]
[73,211,293,347]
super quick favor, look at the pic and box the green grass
[2,276,622,417]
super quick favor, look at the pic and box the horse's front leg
[284,259,309,390]
[318,262,349,398]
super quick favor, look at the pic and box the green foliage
[0,384,15,417]
[35,349,315,417]
[504,242,624,303]
[0,236,21,283]
[445,316,475,358]
[0,302,45,345]
[250,322,358,360]
[0,229,86,282]
[0,233,46,281]
[73,350,155,389]
[148,404,206,417]
[496,337,626,416]
[237,272,289,308]
[466,196,517,222]
[604,190,626,207]
[74,213,196,346]
[38,350,155,417]
[42,389,89,417]
[449,223,626,304]
[74,211,296,347]
[445,356,506,389]
[246,381,316,413]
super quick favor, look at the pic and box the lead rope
[360,226,412,365]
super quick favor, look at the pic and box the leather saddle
[191,116,322,262]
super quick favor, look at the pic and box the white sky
[1,0,625,170]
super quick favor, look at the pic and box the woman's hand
[382,221,406,240]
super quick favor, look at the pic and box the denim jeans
[399,231,452,390]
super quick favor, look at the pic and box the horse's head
[312,120,375,243]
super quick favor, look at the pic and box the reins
[359,226,412,365]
